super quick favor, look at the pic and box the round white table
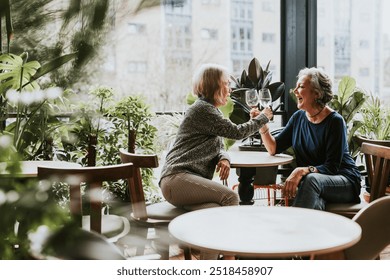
[228,150,293,168]
[169,206,362,259]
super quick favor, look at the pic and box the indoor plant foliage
[0,135,69,260]
[229,57,285,125]
[355,92,390,141]
[328,76,367,157]
[62,86,115,166]
[109,95,157,154]
[108,95,160,203]
[0,52,70,160]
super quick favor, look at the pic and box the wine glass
[245,89,259,108]
[259,88,272,109]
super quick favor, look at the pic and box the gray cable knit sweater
[160,98,269,181]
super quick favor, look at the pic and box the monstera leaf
[0,53,40,94]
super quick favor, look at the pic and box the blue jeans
[292,173,360,210]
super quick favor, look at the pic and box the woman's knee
[221,191,239,206]
[301,174,322,194]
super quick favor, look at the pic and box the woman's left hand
[216,159,230,180]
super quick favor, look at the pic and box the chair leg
[129,224,149,256]
[154,227,171,260]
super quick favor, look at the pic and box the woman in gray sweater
[159,63,272,211]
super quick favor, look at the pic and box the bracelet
[260,128,269,135]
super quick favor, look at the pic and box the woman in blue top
[259,67,361,210]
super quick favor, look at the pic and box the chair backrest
[38,163,134,234]
[41,224,126,260]
[360,142,390,202]
[119,149,158,221]
[344,196,390,259]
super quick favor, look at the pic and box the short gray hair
[297,67,333,106]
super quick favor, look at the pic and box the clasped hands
[250,107,273,121]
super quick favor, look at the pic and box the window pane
[97,0,281,112]
[317,0,390,105]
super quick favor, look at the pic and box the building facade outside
[92,0,389,113]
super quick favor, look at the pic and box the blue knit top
[275,110,361,195]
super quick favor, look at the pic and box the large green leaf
[31,52,78,81]
[268,82,285,102]
[0,53,40,94]
[240,70,248,87]
[248,57,263,87]
[343,91,366,123]
[338,76,356,105]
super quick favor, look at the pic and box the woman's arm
[193,101,272,140]
[259,124,277,155]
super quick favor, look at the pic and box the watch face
[309,166,315,173]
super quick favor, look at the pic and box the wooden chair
[326,142,390,218]
[119,149,190,260]
[37,163,133,243]
[36,223,161,260]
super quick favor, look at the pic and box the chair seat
[325,199,368,213]
[82,215,130,242]
[146,201,187,220]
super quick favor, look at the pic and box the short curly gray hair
[298,67,333,106]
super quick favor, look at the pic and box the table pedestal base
[236,166,278,204]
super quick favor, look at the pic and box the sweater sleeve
[191,100,269,140]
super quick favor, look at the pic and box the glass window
[317,0,390,105]
[359,40,370,49]
[127,23,146,34]
[262,33,275,43]
[95,0,281,112]
[201,28,218,39]
[262,1,275,12]
[127,61,147,73]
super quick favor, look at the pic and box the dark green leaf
[268,82,285,102]
[240,70,247,87]
[31,52,77,81]
[248,57,262,86]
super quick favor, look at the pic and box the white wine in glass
[245,89,259,107]
[259,88,272,109]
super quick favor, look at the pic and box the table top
[228,150,293,168]
[169,206,362,258]
[0,160,81,178]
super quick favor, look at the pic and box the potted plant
[229,57,285,126]
[353,93,390,200]
[107,95,160,204]
[354,92,390,144]
[328,76,367,157]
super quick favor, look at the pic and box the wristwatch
[308,166,316,173]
